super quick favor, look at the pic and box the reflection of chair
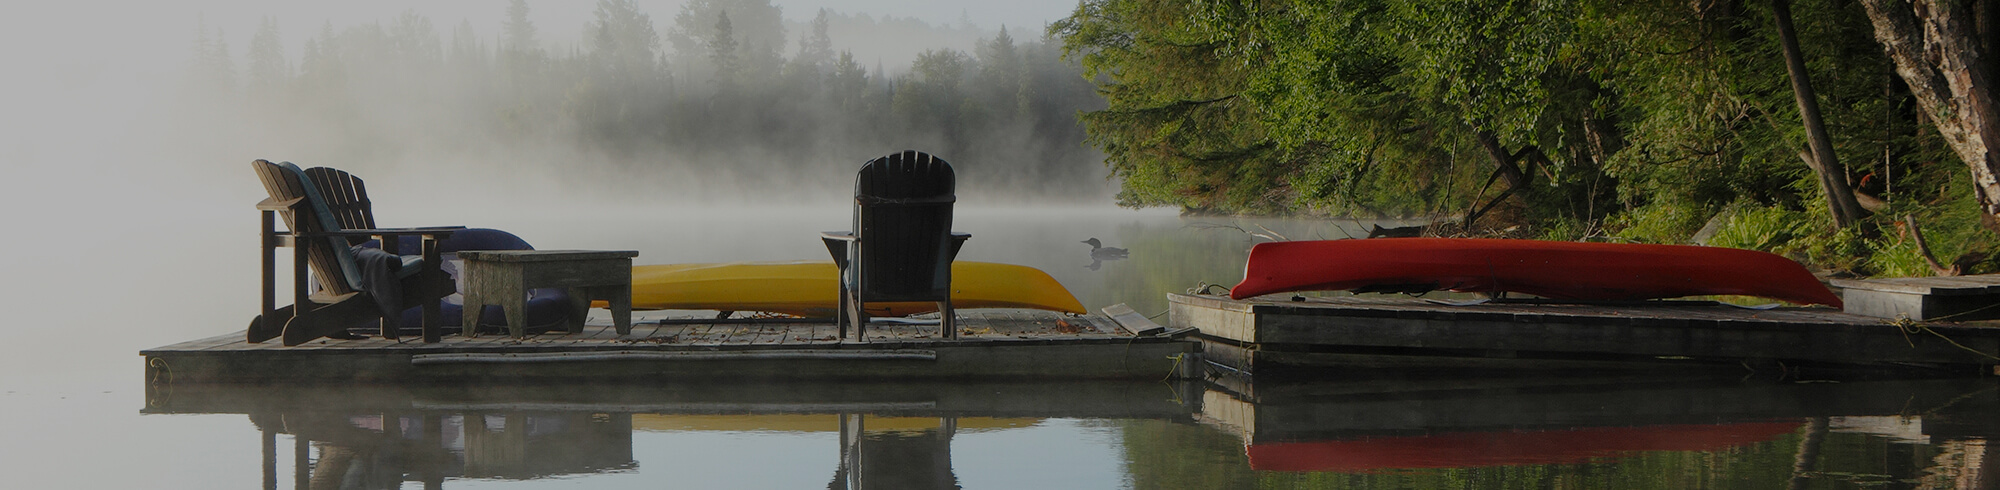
[821,151,970,340]
[832,414,959,490]
[252,160,460,345]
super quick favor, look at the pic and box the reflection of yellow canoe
[604,261,1085,317]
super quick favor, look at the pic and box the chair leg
[938,301,956,339]
[849,289,868,341]
[419,237,444,343]
[835,286,849,340]
[256,211,278,343]
[281,297,379,346]
[247,307,291,344]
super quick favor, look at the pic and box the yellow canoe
[604,260,1086,317]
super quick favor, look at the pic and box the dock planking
[143,310,1193,384]
[1170,293,2000,373]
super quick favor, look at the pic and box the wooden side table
[458,250,638,338]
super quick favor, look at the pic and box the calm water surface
[5,205,1996,488]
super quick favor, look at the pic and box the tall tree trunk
[1862,0,2000,231]
[1774,0,1869,228]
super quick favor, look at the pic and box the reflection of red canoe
[1247,422,1802,472]
[1229,239,1842,307]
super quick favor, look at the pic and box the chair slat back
[850,150,956,298]
[302,167,377,238]
[252,160,362,295]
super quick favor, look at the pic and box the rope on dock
[410,349,939,365]
[1890,319,2000,362]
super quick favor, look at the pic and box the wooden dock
[143,311,1195,384]
[1168,293,2000,374]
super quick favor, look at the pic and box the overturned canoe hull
[609,261,1087,317]
[1229,238,1842,307]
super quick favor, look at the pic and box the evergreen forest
[184,0,1108,202]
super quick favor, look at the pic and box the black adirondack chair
[820,151,971,340]
[251,160,461,345]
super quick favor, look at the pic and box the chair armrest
[372,226,469,233]
[354,226,465,236]
[820,232,855,267]
[295,227,460,240]
[255,196,305,211]
[948,232,970,260]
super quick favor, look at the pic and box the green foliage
[1054,0,1999,269]
[1865,233,1932,278]
[1054,0,1292,213]
[1706,204,1809,252]
[1609,200,1712,244]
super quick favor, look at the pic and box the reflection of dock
[1170,293,2000,373]
[148,379,1197,490]
[143,311,1193,383]
[1195,375,2000,474]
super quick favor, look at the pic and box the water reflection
[1169,373,2000,488]
[249,411,632,489]
[147,374,2000,488]
[148,380,1185,489]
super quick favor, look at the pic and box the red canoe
[1229,238,1842,307]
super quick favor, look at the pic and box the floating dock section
[143,311,1194,384]
[1168,293,2000,374]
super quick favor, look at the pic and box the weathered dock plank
[1170,294,2000,371]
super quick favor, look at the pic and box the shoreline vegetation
[180,0,2000,279]
[1052,0,2000,278]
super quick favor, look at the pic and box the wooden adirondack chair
[820,151,971,340]
[251,160,461,345]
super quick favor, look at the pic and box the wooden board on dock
[1833,273,2000,321]
[142,310,1193,384]
[1168,294,2000,370]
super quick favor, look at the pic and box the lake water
[4,203,1996,489]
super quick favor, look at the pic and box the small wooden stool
[458,250,638,338]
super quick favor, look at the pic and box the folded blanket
[351,246,404,319]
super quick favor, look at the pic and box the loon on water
[1081,238,1129,259]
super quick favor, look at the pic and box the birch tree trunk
[1862,0,2000,229]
